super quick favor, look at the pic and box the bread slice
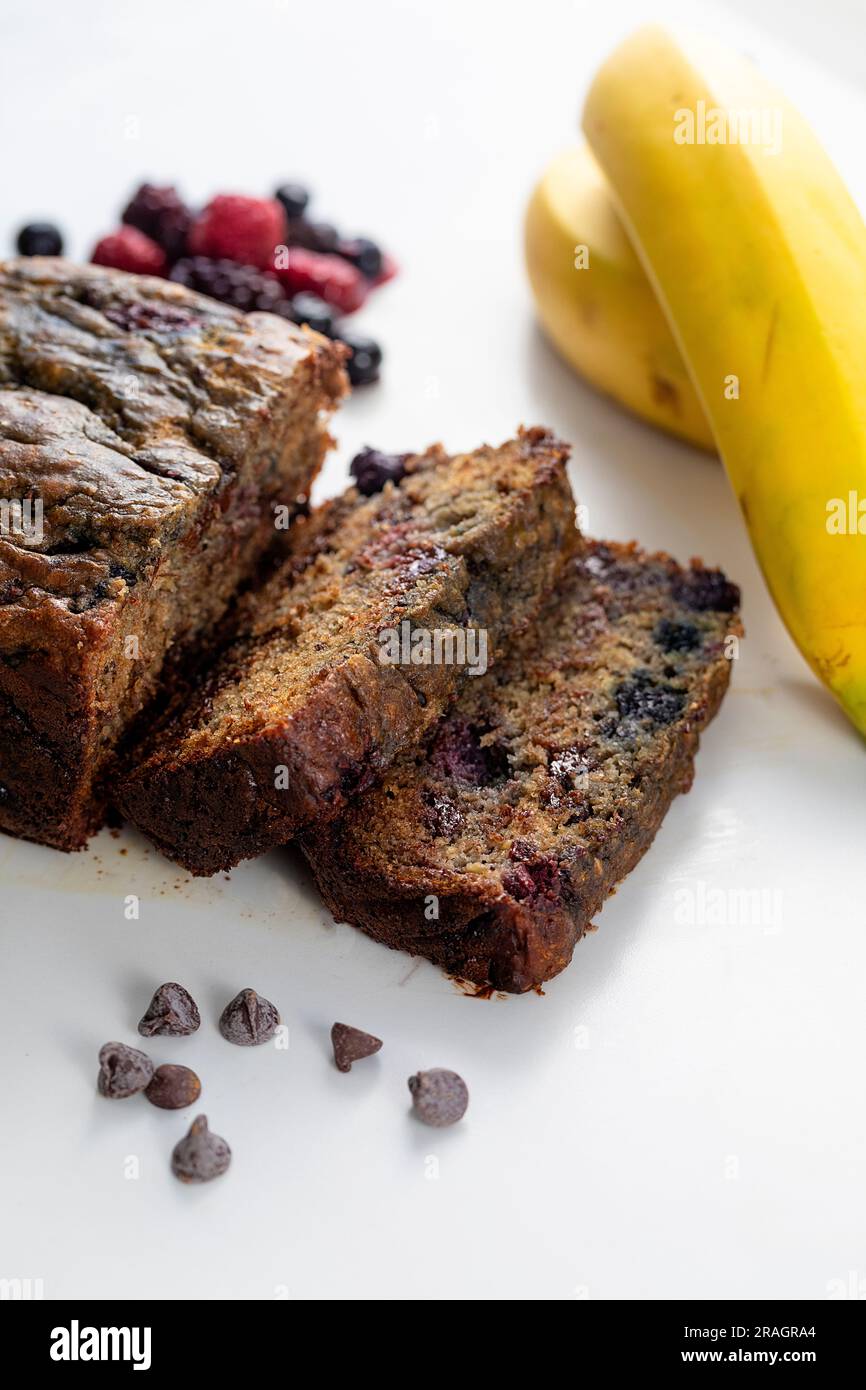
[119,428,577,874]
[302,540,741,993]
[0,257,346,850]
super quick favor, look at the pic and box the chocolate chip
[349,446,410,496]
[331,1022,383,1073]
[218,988,280,1046]
[97,1041,154,1099]
[408,1069,469,1127]
[654,618,700,653]
[137,982,201,1037]
[171,1115,231,1183]
[614,672,685,726]
[145,1063,202,1110]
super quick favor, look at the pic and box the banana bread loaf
[0,258,346,850]
[118,428,577,874]
[302,540,741,993]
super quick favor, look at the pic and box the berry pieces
[275,182,310,221]
[97,1041,154,1099]
[349,446,408,495]
[341,329,382,385]
[169,256,285,312]
[331,1023,383,1073]
[338,236,383,280]
[91,227,167,276]
[145,1064,202,1111]
[284,292,337,337]
[189,194,286,271]
[408,1069,469,1127]
[122,183,193,262]
[218,988,280,1046]
[171,1115,231,1183]
[138,982,201,1038]
[16,221,63,257]
[274,248,367,313]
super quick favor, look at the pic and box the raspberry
[372,252,399,287]
[188,195,287,271]
[122,183,193,262]
[273,247,367,313]
[169,257,285,312]
[91,227,167,276]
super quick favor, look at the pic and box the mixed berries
[13,181,394,387]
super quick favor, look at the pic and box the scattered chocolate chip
[137,982,201,1037]
[408,1069,469,1127]
[331,1022,383,1073]
[145,1063,202,1110]
[218,988,280,1046]
[97,1041,154,1099]
[171,1115,231,1183]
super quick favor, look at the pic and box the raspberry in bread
[0,258,346,850]
[302,540,741,993]
[118,428,577,874]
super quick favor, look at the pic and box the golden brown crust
[0,258,347,849]
[302,540,742,993]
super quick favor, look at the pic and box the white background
[1,0,864,1301]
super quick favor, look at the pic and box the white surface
[1,0,865,1301]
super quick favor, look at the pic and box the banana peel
[584,25,866,739]
[525,144,714,451]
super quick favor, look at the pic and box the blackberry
[654,618,700,652]
[16,222,63,257]
[430,717,509,786]
[169,256,285,312]
[122,183,193,262]
[341,329,382,386]
[285,218,340,254]
[275,182,310,221]
[339,236,383,280]
[672,567,740,613]
[287,292,338,336]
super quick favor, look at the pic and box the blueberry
[654,618,700,653]
[614,671,685,726]
[340,236,383,279]
[349,446,408,495]
[16,221,63,257]
[289,292,337,336]
[342,330,383,386]
[275,182,310,220]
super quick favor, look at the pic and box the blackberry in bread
[0,258,346,850]
[301,540,741,993]
[118,428,577,874]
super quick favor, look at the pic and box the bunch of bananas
[526,26,866,739]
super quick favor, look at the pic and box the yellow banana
[584,26,866,738]
[525,145,713,451]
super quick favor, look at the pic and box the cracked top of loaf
[0,258,341,612]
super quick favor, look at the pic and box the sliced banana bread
[0,258,346,851]
[119,428,577,874]
[302,540,741,993]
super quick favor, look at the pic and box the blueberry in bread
[301,540,741,993]
[118,428,577,875]
[0,258,346,850]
